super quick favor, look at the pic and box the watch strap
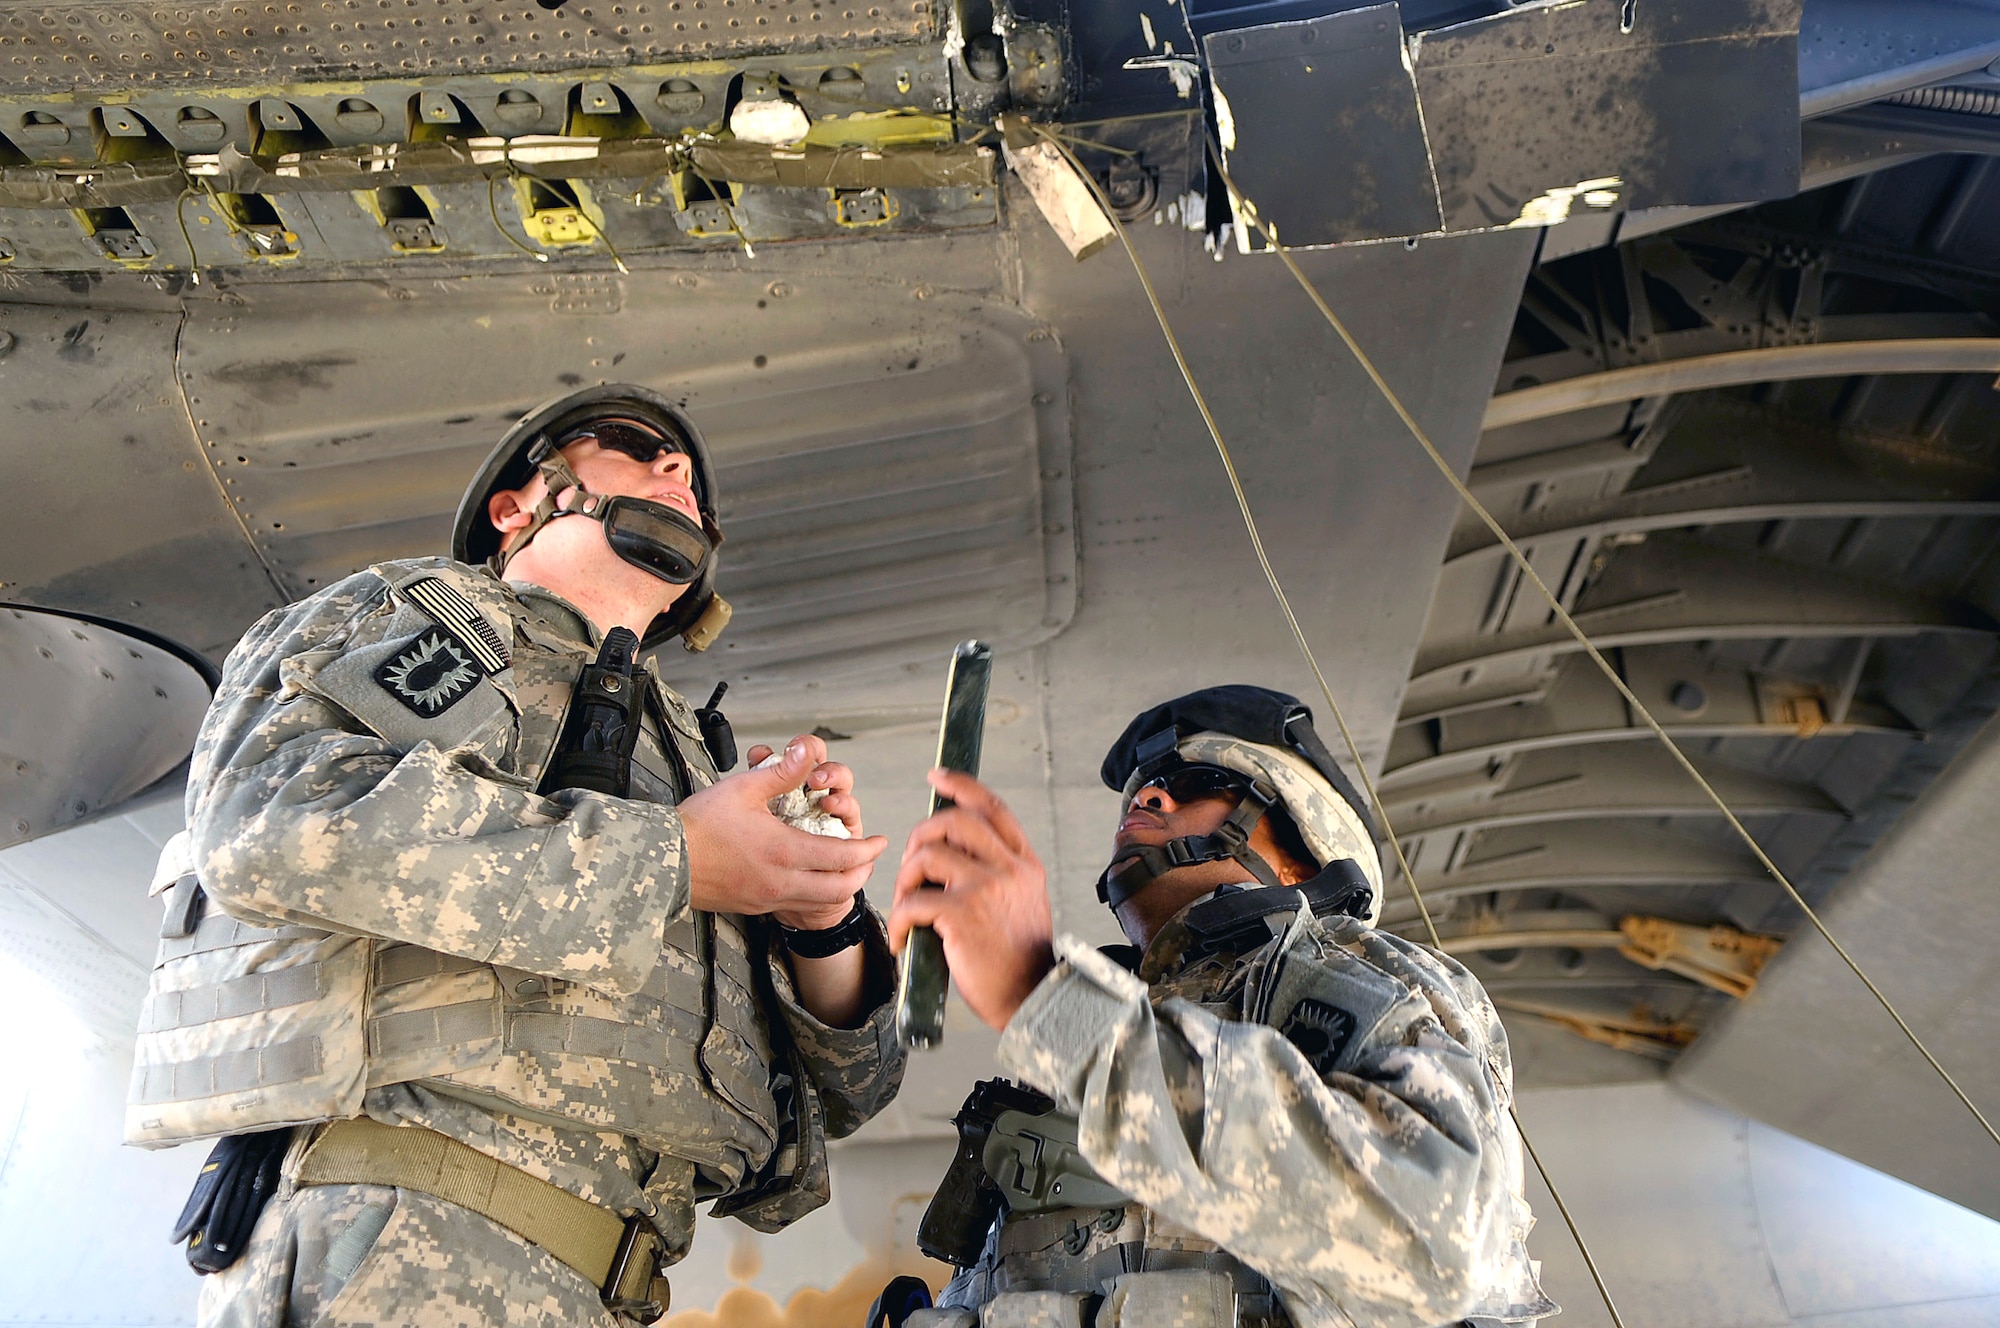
[778,892,871,959]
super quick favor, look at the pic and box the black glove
[171,1128,293,1273]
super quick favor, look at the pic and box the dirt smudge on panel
[208,355,357,404]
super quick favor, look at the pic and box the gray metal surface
[1205,0,1803,247]
[1486,336,2000,429]
[1675,710,2000,1221]
[0,606,211,851]
[1203,4,1442,247]
[1799,0,2000,117]
[6,265,1077,685]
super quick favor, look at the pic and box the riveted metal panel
[0,0,937,94]
[171,266,1074,685]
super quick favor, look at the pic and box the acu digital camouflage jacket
[128,556,904,1259]
[973,901,1555,1328]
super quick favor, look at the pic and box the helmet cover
[1101,684,1384,926]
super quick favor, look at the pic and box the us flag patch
[374,627,483,716]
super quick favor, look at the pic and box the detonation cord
[1195,135,2000,1156]
[1032,124,1630,1328]
[486,170,552,265]
[173,189,202,287]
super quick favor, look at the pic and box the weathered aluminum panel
[170,267,1075,685]
[1203,4,1442,247]
[1414,0,1802,232]
[1675,703,2000,1223]
[0,0,937,94]
[1202,0,1801,246]
[0,300,290,656]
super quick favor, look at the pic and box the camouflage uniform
[131,556,904,1325]
[939,900,1553,1328]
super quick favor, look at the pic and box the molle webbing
[139,964,326,1033]
[368,943,707,1068]
[157,910,326,961]
[374,944,487,989]
[133,1038,324,1105]
[510,1008,705,1060]
[368,1001,502,1060]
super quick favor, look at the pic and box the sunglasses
[1136,763,1247,804]
[551,417,684,467]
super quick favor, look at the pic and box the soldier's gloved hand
[888,769,1056,1030]
[681,734,887,928]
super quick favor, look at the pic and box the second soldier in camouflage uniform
[128,386,906,1326]
[888,686,1555,1328]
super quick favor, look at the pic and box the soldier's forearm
[785,944,870,1029]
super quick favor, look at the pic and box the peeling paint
[1508,176,1622,228]
[1214,85,1238,153]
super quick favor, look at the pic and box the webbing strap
[367,999,503,1057]
[295,1118,648,1297]
[140,963,325,1033]
[508,1010,699,1062]
[374,944,488,990]
[134,1036,323,1103]
[157,912,325,961]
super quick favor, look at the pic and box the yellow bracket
[71,208,157,268]
[513,177,607,250]
[830,188,897,228]
[1618,916,1783,999]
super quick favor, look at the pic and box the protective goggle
[548,417,686,469]
[1134,762,1249,805]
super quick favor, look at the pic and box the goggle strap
[496,453,591,574]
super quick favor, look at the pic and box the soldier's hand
[742,740,869,841]
[681,734,887,928]
[888,769,1056,1030]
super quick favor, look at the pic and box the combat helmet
[451,384,731,651]
[1097,685,1385,926]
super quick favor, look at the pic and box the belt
[295,1118,669,1321]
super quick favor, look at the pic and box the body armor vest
[126,565,778,1184]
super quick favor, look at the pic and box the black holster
[917,1078,1055,1267]
[539,627,645,798]
[171,1128,293,1273]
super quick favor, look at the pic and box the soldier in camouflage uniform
[128,385,906,1326]
[887,686,1554,1328]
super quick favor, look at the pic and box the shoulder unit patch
[374,627,484,716]
[1280,997,1358,1078]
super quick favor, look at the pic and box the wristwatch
[777,891,871,958]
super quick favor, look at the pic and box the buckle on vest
[603,1215,668,1322]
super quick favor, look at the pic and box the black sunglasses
[551,417,683,466]
[1136,763,1247,804]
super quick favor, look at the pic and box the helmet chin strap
[1096,778,1283,911]
[494,450,716,584]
